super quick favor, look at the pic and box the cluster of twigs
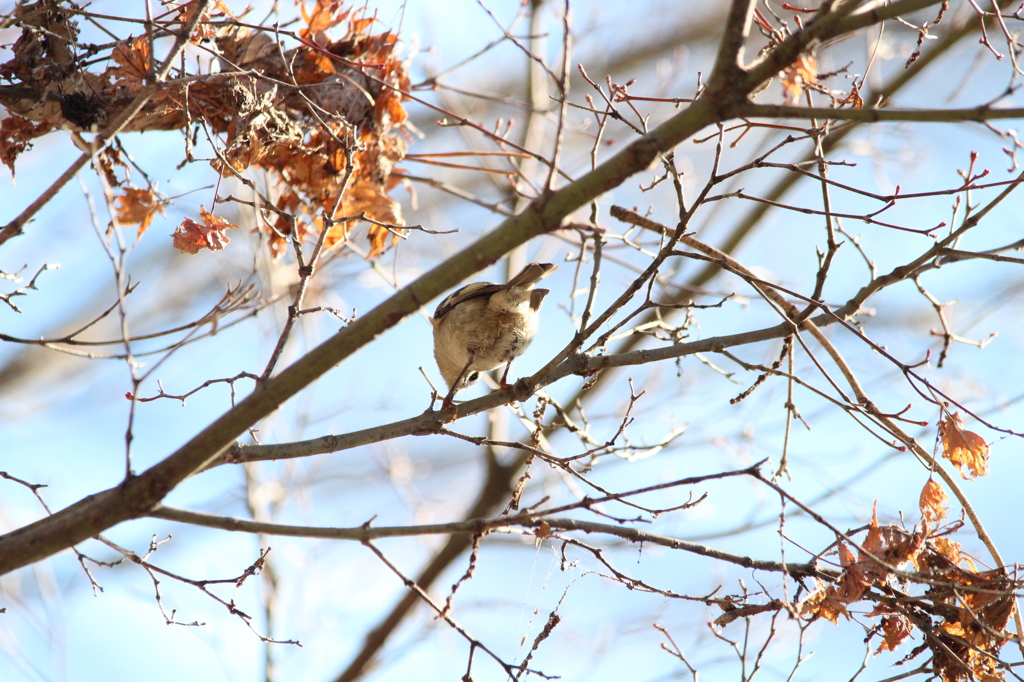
[4,0,1024,680]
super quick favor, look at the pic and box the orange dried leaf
[818,590,851,624]
[364,223,389,258]
[173,219,213,254]
[837,82,864,108]
[834,568,869,604]
[837,540,856,568]
[172,205,237,254]
[933,537,970,568]
[938,621,1007,681]
[861,502,883,557]
[350,16,376,33]
[799,580,852,625]
[298,49,337,80]
[852,503,899,584]
[886,526,927,571]
[867,603,898,618]
[114,187,165,240]
[0,115,52,177]
[919,478,949,526]
[332,182,405,257]
[798,580,828,619]
[301,0,352,39]
[938,412,990,479]
[175,0,234,42]
[217,27,277,67]
[781,54,817,102]
[875,615,912,654]
[110,36,152,94]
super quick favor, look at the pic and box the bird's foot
[439,394,459,422]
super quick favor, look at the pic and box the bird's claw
[439,395,458,422]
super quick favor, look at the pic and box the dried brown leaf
[883,525,927,571]
[781,54,817,102]
[959,569,1014,636]
[174,0,235,42]
[860,502,884,559]
[216,27,276,68]
[837,540,856,568]
[114,187,165,240]
[919,478,949,526]
[797,579,830,620]
[172,205,237,254]
[110,36,152,94]
[875,615,912,654]
[301,0,353,41]
[817,590,851,624]
[0,115,52,177]
[938,413,990,479]
[837,81,863,108]
[933,537,970,568]
[799,578,853,625]
[331,181,405,256]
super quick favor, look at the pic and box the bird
[431,262,556,408]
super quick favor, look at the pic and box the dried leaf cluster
[938,412,991,479]
[0,0,410,256]
[791,413,1012,682]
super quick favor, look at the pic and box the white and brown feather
[431,263,555,391]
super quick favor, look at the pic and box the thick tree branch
[737,103,1024,122]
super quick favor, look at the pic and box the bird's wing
[433,282,502,319]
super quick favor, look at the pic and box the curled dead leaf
[114,186,165,240]
[938,412,990,479]
[0,115,52,177]
[919,478,949,526]
[109,36,152,94]
[837,540,856,568]
[781,54,817,102]
[858,502,886,580]
[798,577,852,625]
[332,181,405,257]
[301,0,354,42]
[216,26,276,68]
[837,81,863,108]
[875,615,911,654]
[172,205,238,254]
[932,537,970,569]
[176,0,235,43]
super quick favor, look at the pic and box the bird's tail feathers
[507,262,556,289]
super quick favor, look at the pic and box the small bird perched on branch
[431,262,557,408]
